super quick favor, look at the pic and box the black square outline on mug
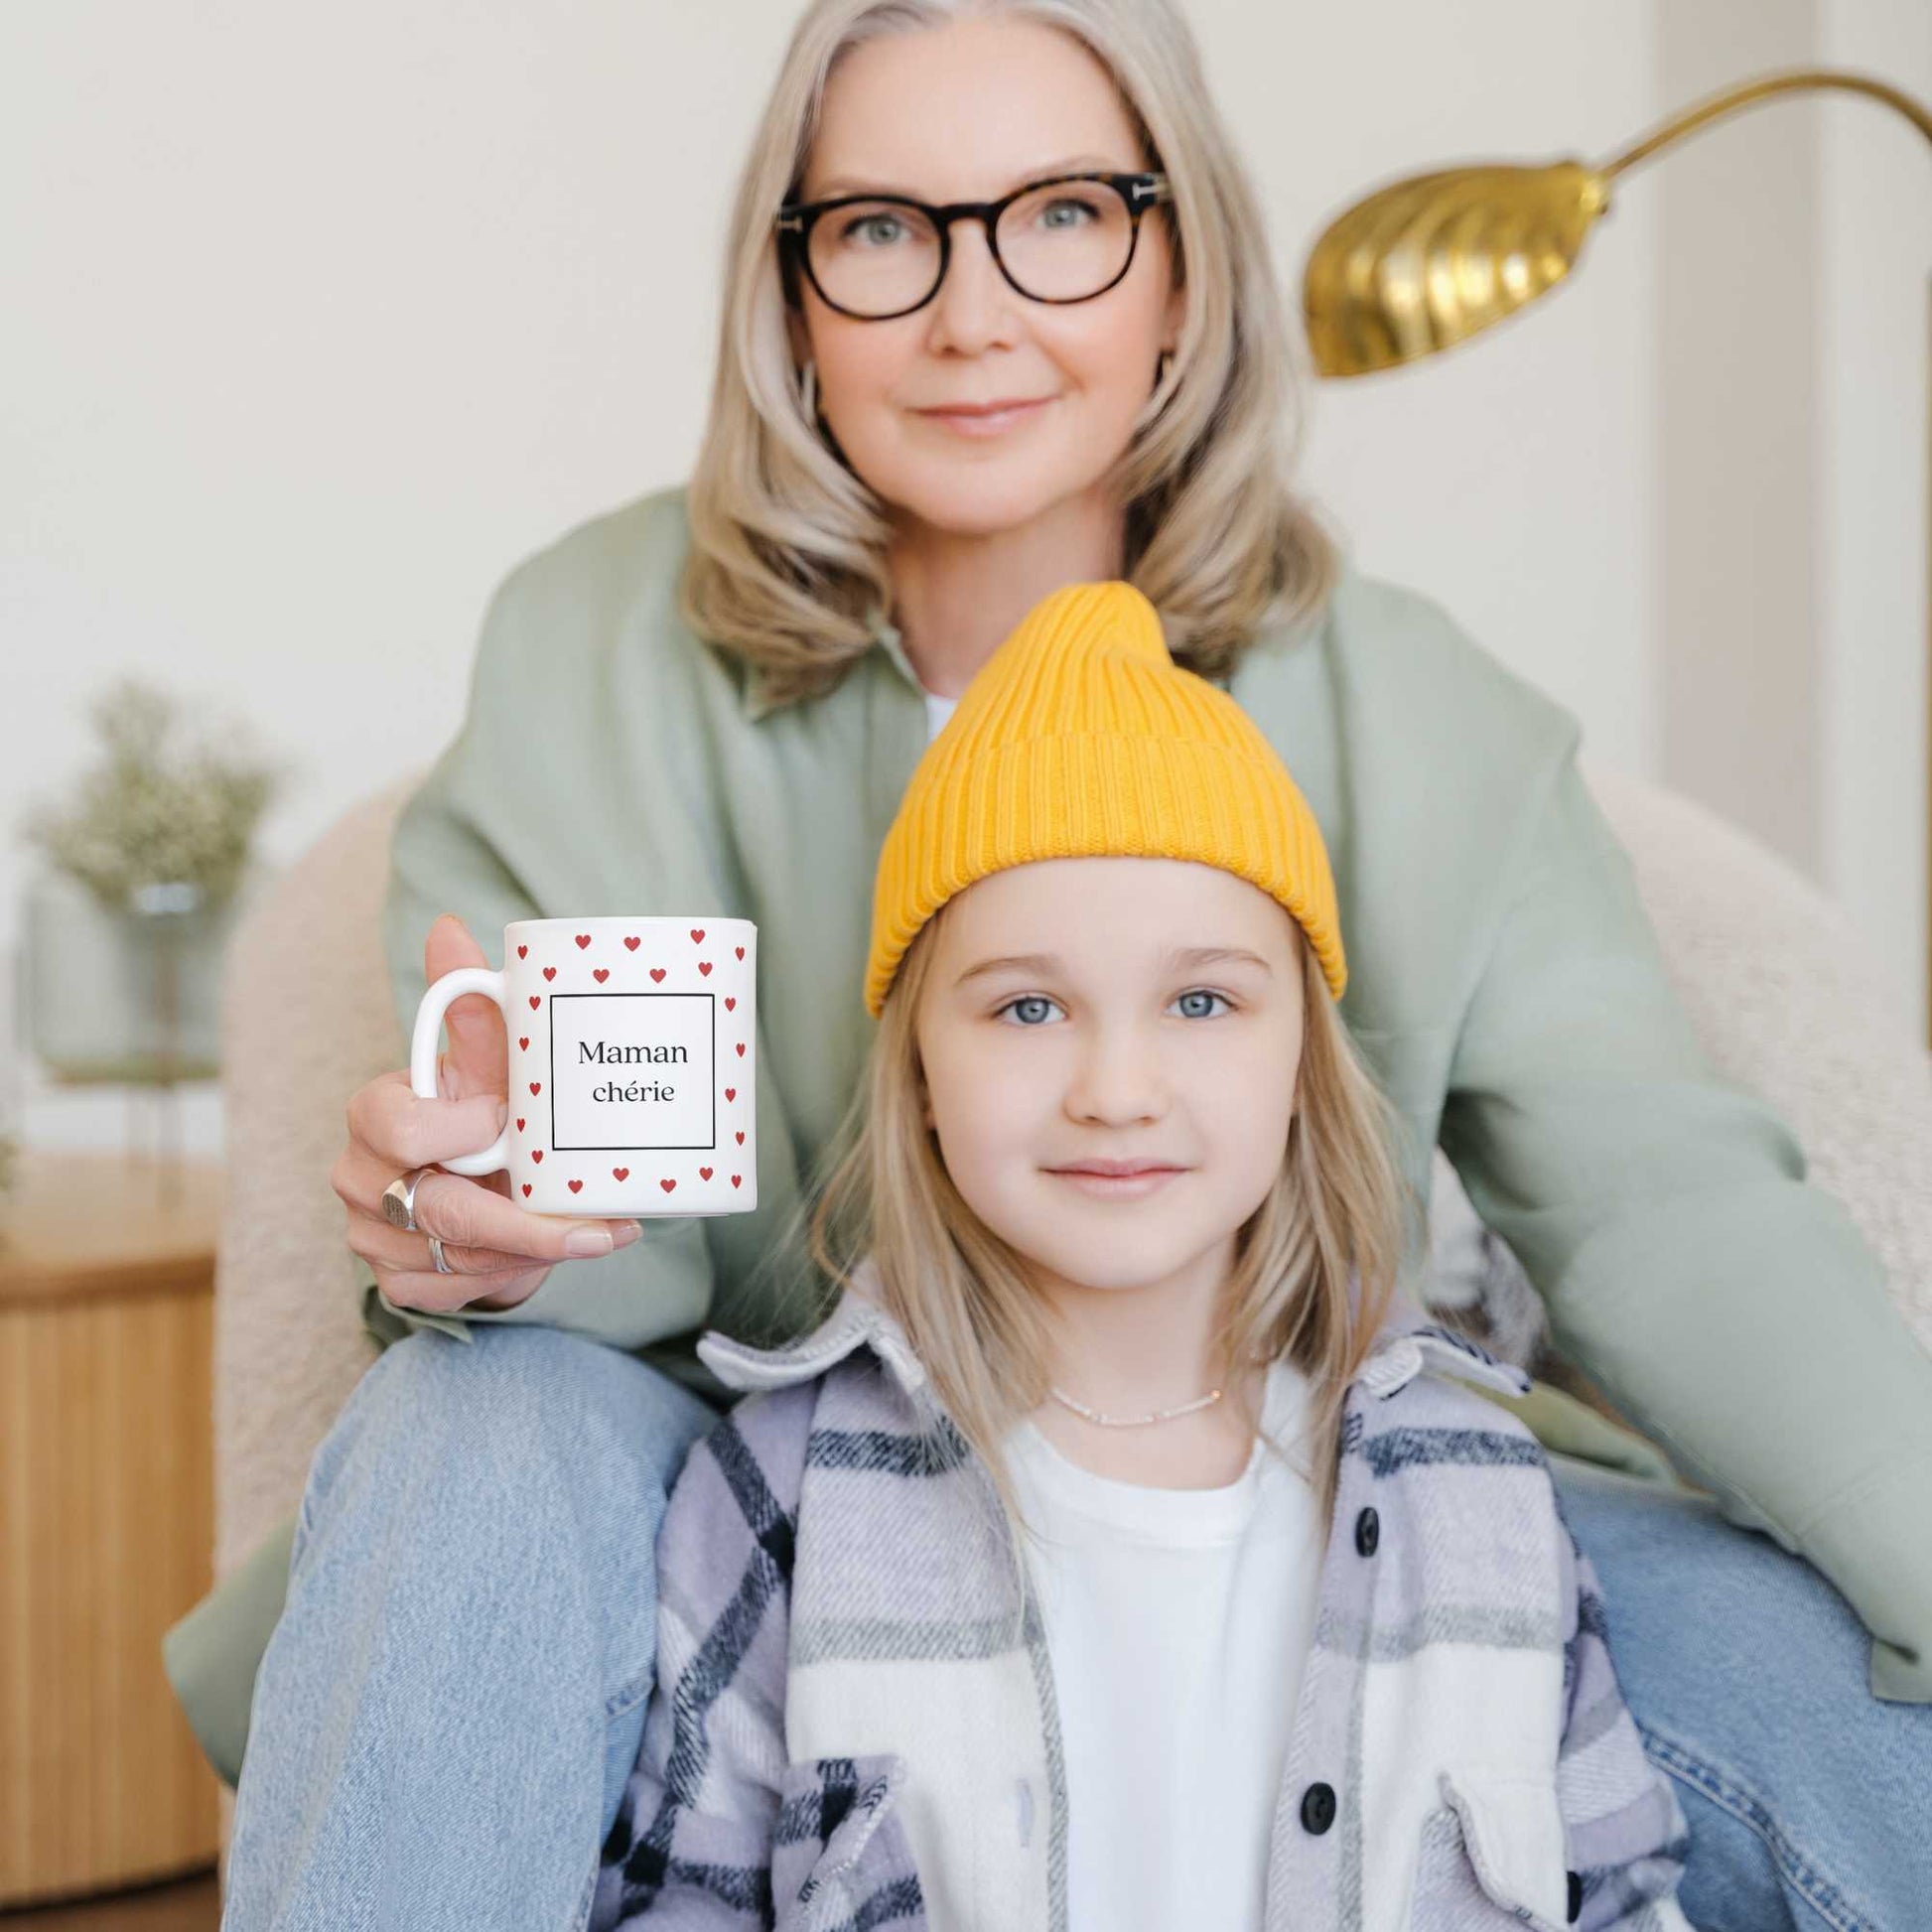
[547,992,717,1153]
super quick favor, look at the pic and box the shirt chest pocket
[771,1753,927,1932]
[1409,1770,1580,1931]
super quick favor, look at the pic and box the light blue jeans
[1552,1457,1932,1932]
[222,1325,1932,1930]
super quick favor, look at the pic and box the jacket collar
[696,1258,1530,1407]
[743,613,918,724]
[739,563,1350,724]
[698,1255,934,1397]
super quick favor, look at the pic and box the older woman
[202,3,1932,1927]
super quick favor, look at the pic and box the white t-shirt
[923,685,960,737]
[1002,1362,1324,1932]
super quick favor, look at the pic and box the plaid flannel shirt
[593,1267,1693,1932]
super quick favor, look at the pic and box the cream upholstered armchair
[210,761,1932,1598]
[211,775,419,1589]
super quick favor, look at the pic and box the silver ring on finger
[428,1233,456,1275]
[381,1166,437,1232]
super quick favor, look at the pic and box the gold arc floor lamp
[1302,67,1932,1047]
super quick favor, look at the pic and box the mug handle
[409,966,512,1176]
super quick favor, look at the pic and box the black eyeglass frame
[775,170,1173,320]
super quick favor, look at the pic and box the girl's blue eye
[992,989,1233,1026]
[1001,994,1058,1027]
[1173,989,1229,1020]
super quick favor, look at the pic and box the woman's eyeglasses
[775,171,1173,321]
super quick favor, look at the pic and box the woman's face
[790,14,1183,537]
[914,858,1306,1305]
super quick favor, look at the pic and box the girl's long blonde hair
[679,0,1341,711]
[802,897,1420,1558]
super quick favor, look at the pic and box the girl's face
[789,14,1183,537]
[914,858,1307,1303]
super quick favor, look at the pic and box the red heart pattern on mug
[699,1167,713,1181]
[531,1149,543,1164]
[511,932,751,1162]
[568,1178,583,1193]
[659,1178,677,1192]
[731,1174,742,1187]
[523,1182,532,1196]
[613,1167,629,1180]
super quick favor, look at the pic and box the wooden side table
[0,1151,224,1907]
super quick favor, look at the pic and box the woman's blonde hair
[800,892,1419,1573]
[680,0,1341,710]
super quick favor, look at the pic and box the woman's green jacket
[165,483,1932,1786]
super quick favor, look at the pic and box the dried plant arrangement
[23,679,281,908]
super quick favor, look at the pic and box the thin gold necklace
[1046,1383,1224,1429]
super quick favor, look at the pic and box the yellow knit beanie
[864,581,1346,1019]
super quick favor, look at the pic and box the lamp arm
[1600,67,1932,186]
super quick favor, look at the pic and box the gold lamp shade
[1304,161,1608,378]
[1305,69,1931,381]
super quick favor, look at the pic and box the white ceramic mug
[410,915,758,1217]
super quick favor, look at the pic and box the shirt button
[1354,1506,1380,1557]
[1299,1781,1337,1836]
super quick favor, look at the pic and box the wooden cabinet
[1,1153,223,1906]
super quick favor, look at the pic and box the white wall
[1820,0,1932,1038]
[3,2,1923,1154]
[1656,0,1825,881]
[1250,0,1660,766]
[1652,0,1930,1041]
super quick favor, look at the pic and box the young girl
[591,582,1693,1932]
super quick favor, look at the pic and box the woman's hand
[332,913,642,1313]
